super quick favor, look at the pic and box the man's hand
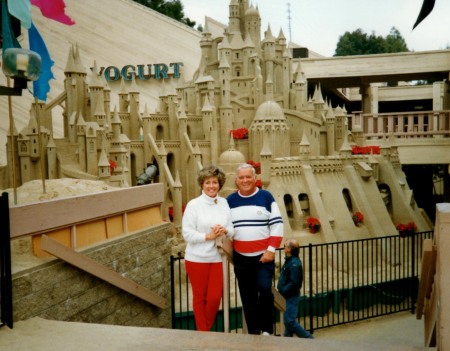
[260,250,275,263]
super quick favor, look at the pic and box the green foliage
[133,0,196,28]
[334,27,409,56]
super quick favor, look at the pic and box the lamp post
[1,48,41,95]
[1,48,41,204]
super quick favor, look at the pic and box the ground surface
[0,311,433,351]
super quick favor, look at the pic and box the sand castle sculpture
[0,0,432,243]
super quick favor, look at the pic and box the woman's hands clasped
[205,224,228,240]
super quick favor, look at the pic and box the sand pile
[1,179,120,272]
[2,178,118,206]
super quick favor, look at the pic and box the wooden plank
[416,239,436,319]
[424,283,437,347]
[40,235,167,309]
[424,247,437,299]
[9,184,164,238]
[303,51,450,80]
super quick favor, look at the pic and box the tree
[384,28,409,53]
[133,0,197,28]
[334,27,409,56]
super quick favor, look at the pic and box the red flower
[352,211,364,224]
[306,217,320,233]
[230,128,248,140]
[351,145,380,155]
[109,160,117,176]
[255,179,263,188]
[396,222,417,232]
[396,222,417,237]
[247,160,261,174]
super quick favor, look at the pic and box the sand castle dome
[253,100,286,122]
[219,147,246,165]
[249,100,289,160]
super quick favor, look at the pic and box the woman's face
[202,176,220,198]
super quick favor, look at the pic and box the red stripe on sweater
[233,238,271,253]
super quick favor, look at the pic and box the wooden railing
[7,184,167,309]
[351,110,450,139]
[416,203,450,350]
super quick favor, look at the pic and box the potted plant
[306,216,321,233]
[109,159,117,176]
[230,128,248,140]
[247,160,261,174]
[352,211,364,225]
[396,222,417,237]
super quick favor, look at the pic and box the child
[277,239,314,338]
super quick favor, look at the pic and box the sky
[181,0,450,57]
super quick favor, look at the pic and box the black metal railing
[0,192,13,329]
[170,231,433,335]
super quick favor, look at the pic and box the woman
[182,165,234,331]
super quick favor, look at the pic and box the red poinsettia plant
[230,128,248,140]
[247,160,261,174]
[351,145,380,155]
[396,222,417,237]
[306,216,321,233]
[109,160,117,176]
[352,211,364,225]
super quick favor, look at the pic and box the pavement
[0,311,434,351]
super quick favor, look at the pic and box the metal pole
[35,97,46,193]
[0,192,13,328]
[170,256,176,329]
[411,233,416,314]
[222,256,230,332]
[6,79,17,205]
[308,243,314,333]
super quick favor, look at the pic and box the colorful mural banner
[29,22,55,101]
[1,0,21,57]
[31,0,75,25]
[7,0,31,29]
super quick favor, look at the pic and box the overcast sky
[182,0,450,56]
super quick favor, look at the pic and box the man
[277,239,313,339]
[227,163,283,335]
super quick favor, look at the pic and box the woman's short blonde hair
[197,165,226,189]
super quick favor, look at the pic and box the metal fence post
[308,243,313,334]
[170,256,176,329]
[0,192,13,329]
[411,233,416,314]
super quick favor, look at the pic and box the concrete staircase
[0,315,433,351]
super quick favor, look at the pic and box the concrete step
[0,313,433,351]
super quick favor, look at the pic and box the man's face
[284,241,292,256]
[235,167,257,196]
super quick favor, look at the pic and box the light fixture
[1,48,41,96]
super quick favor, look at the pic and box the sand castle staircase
[53,139,98,180]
